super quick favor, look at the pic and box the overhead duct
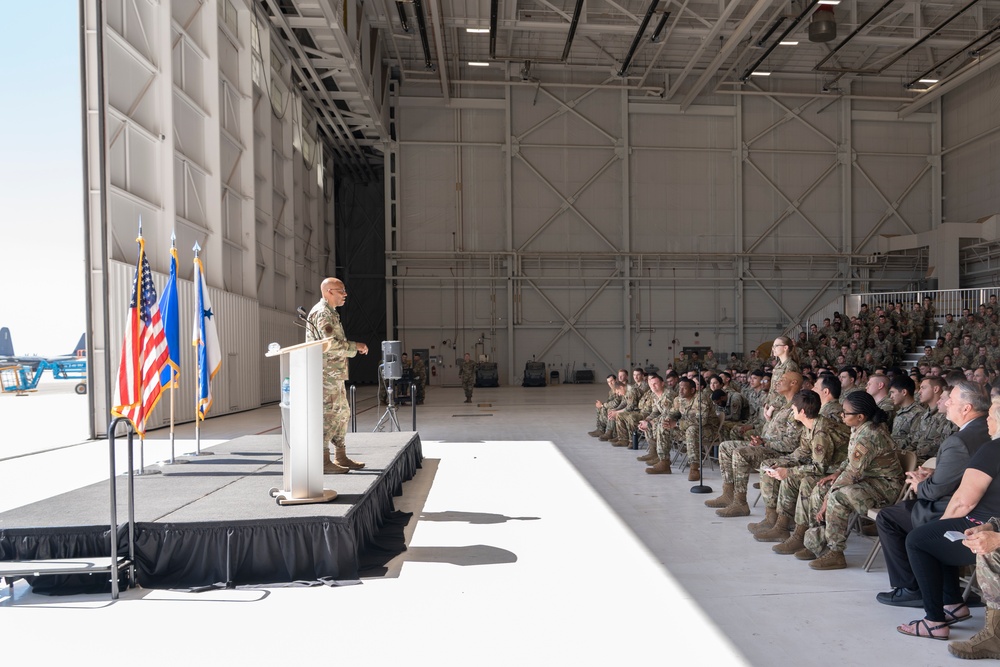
[808,6,836,43]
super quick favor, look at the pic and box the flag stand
[185,241,217,457]
[162,368,188,464]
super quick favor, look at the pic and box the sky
[0,3,86,356]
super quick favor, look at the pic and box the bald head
[779,372,803,399]
[321,277,346,307]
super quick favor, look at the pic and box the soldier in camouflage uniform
[708,372,804,516]
[589,375,618,436]
[411,352,427,404]
[613,371,656,446]
[460,352,476,403]
[888,375,926,449]
[950,523,1000,659]
[306,277,369,474]
[797,391,903,570]
[867,373,897,431]
[753,388,850,544]
[604,369,646,442]
[904,376,958,463]
[633,375,668,461]
[647,377,719,479]
[941,313,961,341]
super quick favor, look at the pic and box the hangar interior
[81,0,1000,435]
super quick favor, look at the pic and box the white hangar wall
[391,74,941,385]
[83,0,327,435]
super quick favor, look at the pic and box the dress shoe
[876,587,924,608]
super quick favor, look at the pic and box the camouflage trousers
[323,380,350,449]
[596,405,610,429]
[731,445,781,495]
[718,440,750,484]
[801,477,901,554]
[760,467,822,518]
[463,380,474,400]
[977,551,1000,607]
[659,424,708,461]
[614,411,643,441]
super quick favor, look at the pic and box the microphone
[296,306,320,338]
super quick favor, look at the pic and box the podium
[264,339,338,505]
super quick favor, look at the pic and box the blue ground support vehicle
[0,358,88,395]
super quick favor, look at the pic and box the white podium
[265,339,338,505]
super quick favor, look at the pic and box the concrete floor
[0,381,972,666]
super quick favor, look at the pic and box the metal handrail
[107,416,137,598]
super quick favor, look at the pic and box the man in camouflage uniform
[708,372,804,516]
[904,376,957,463]
[611,370,655,447]
[751,389,851,544]
[306,277,369,474]
[596,381,627,439]
[460,352,476,403]
[866,373,896,430]
[646,377,719,479]
[589,375,618,436]
[411,352,427,404]
[629,374,666,458]
[604,369,647,443]
[889,375,926,448]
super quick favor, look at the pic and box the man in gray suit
[875,379,992,607]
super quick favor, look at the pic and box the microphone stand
[691,394,712,494]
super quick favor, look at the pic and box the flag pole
[186,240,213,457]
[169,366,176,463]
[132,220,161,475]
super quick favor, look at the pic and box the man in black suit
[875,379,992,606]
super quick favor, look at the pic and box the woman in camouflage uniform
[765,336,800,414]
[797,390,903,570]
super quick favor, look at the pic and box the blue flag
[158,245,180,388]
[193,254,222,419]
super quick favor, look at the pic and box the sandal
[943,604,972,626]
[896,618,950,641]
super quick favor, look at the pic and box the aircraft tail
[0,327,13,357]
[71,333,86,357]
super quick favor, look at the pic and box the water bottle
[280,377,290,407]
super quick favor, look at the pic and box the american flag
[112,237,170,436]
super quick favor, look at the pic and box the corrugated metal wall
[259,306,304,403]
[107,259,290,431]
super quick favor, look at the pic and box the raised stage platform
[0,431,421,592]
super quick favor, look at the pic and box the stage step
[0,556,132,597]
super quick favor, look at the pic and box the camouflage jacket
[770,414,850,475]
[306,299,357,381]
[819,400,845,425]
[905,408,958,461]
[766,358,801,409]
[671,393,721,432]
[890,401,927,450]
[831,421,903,491]
[759,402,804,454]
[460,360,477,383]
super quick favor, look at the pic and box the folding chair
[861,452,925,572]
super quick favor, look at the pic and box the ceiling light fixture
[617,0,660,77]
[466,28,490,33]
[649,10,671,43]
[779,40,799,46]
[751,71,771,76]
[468,62,490,67]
